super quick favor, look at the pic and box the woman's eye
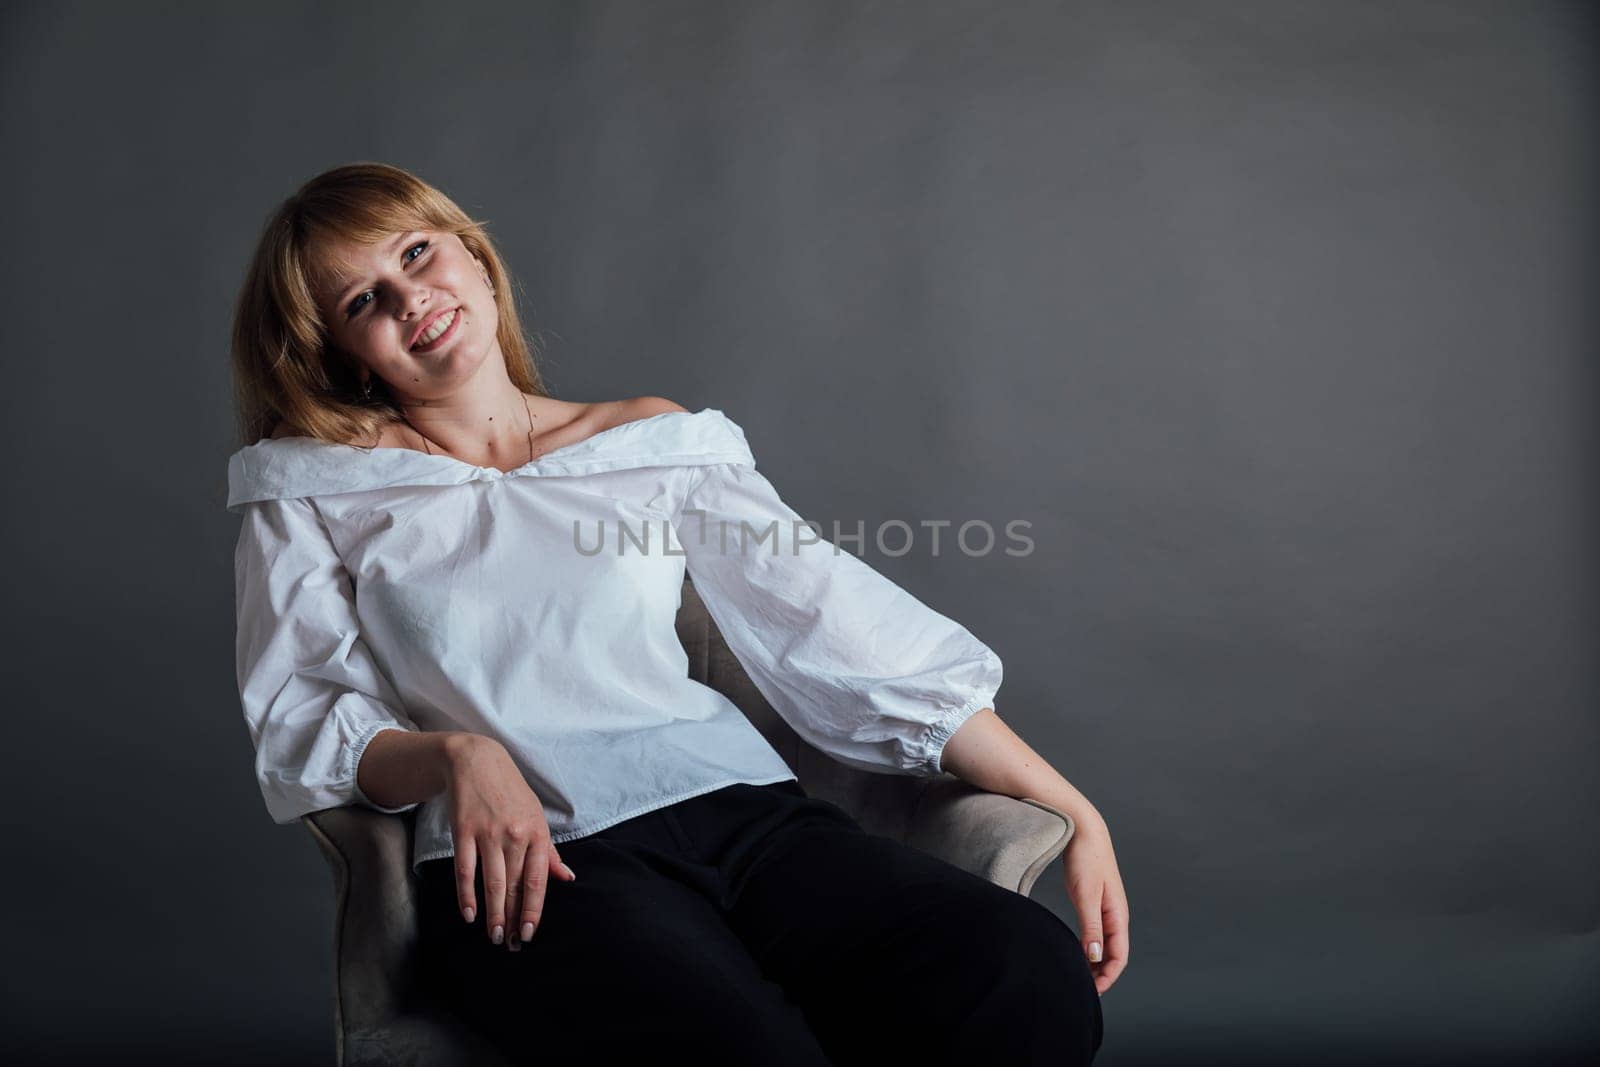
[345,241,430,316]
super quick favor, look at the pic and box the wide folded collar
[226,407,754,512]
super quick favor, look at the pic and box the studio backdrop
[0,1,1593,1064]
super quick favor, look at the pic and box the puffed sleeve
[233,495,422,823]
[674,460,1002,777]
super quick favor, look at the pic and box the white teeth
[413,309,457,348]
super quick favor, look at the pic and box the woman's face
[313,228,499,397]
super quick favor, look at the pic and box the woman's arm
[355,729,476,811]
[674,456,1003,778]
[234,496,428,821]
[940,707,1129,996]
[356,729,555,815]
[938,707,1101,829]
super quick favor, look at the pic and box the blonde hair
[229,162,550,448]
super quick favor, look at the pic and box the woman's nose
[395,286,432,323]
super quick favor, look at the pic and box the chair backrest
[674,575,805,771]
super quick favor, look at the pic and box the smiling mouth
[410,308,461,352]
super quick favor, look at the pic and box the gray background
[1,0,1594,1063]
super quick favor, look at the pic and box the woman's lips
[411,307,462,352]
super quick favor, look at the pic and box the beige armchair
[302,576,1077,1066]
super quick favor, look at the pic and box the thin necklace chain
[404,392,538,467]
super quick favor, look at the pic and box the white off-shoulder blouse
[226,408,1003,874]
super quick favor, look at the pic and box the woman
[227,162,1124,1064]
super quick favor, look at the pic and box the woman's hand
[1063,812,1129,996]
[442,733,577,952]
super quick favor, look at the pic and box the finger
[1097,955,1127,994]
[481,840,509,946]
[1071,881,1106,966]
[454,836,479,925]
[503,840,528,952]
[1099,900,1130,990]
[550,844,577,882]
[518,846,551,942]
[1096,944,1127,995]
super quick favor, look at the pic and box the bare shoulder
[581,396,689,435]
[615,396,690,424]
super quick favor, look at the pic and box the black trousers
[414,779,1104,1065]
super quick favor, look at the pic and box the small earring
[361,377,373,399]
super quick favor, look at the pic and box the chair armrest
[902,775,1076,896]
[302,808,419,1041]
[303,809,514,1067]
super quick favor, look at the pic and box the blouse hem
[407,772,800,876]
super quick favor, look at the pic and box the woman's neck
[394,384,543,466]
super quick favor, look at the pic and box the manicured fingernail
[521,922,534,941]
[1088,941,1103,962]
[462,906,475,924]
[562,863,576,879]
[492,925,504,945]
